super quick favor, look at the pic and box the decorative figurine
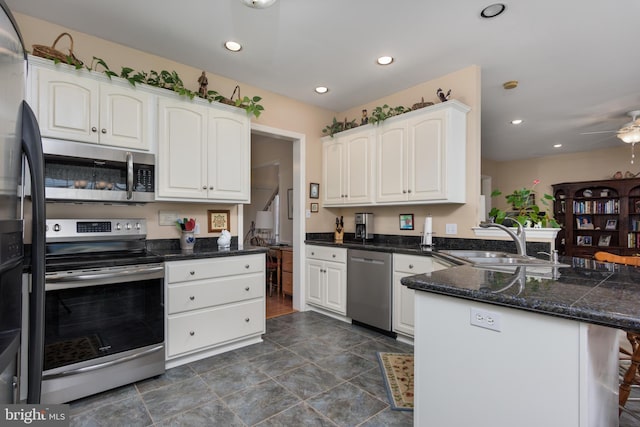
[361,109,368,125]
[198,71,208,97]
[437,88,451,102]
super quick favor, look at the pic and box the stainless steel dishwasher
[347,249,393,333]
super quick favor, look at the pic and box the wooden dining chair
[594,251,640,415]
[266,248,281,297]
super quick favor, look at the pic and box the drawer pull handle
[189,271,195,275]
[245,264,250,269]
[202,186,207,190]
[189,296,195,300]
[101,128,107,134]
[332,254,336,258]
[189,331,195,336]
[311,252,315,256]
[245,286,250,291]
[245,318,250,323]
[409,264,414,269]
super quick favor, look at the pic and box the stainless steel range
[41,218,165,404]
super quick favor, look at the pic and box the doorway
[246,124,305,318]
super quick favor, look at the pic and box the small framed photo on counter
[605,219,617,230]
[576,215,594,229]
[207,210,230,232]
[399,214,414,230]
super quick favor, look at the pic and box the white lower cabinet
[305,245,347,315]
[392,254,449,337]
[165,254,265,366]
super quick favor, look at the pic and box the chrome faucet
[480,219,527,256]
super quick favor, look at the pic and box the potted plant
[488,179,560,228]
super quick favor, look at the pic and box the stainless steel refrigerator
[0,0,46,404]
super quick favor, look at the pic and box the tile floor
[68,311,414,426]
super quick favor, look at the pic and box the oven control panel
[46,219,147,241]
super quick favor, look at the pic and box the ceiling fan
[581,110,640,144]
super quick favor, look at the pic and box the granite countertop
[149,243,267,261]
[402,258,640,333]
[304,239,432,256]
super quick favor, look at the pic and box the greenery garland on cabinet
[48,55,265,118]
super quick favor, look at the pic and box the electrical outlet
[470,307,502,332]
[445,223,457,235]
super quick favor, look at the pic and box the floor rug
[377,352,414,411]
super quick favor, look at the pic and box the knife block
[334,229,344,243]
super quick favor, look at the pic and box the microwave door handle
[126,151,133,200]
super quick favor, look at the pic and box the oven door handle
[46,264,164,290]
[42,345,164,380]
[126,151,133,200]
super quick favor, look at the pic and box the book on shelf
[572,199,619,214]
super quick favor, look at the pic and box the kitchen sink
[437,250,570,268]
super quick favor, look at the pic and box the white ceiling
[7,0,640,161]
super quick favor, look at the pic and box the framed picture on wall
[310,202,319,213]
[399,214,414,230]
[309,183,320,199]
[207,210,230,232]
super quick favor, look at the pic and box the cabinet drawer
[166,254,264,283]
[167,299,264,357]
[393,254,437,274]
[168,274,263,314]
[306,245,346,263]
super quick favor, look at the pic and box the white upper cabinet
[157,96,250,203]
[322,127,374,206]
[30,59,153,151]
[376,101,469,204]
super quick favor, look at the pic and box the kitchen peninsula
[402,259,640,427]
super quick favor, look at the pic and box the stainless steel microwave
[32,139,155,203]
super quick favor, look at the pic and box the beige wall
[17,13,483,240]
[482,145,634,215]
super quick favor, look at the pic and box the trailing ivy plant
[368,104,410,125]
[322,117,358,137]
[63,56,265,117]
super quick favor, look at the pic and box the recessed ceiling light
[224,41,242,52]
[376,56,394,66]
[315,86,329,94]
[241,0,278,9]
[553,144,562,148]
[481,3,506,18]
[511,119,523,125]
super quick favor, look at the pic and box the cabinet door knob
[408,189,412,193]
[189,295,195,300]
[209,186,214,190]
[311,252,315,256]
[332,254,336,258]
[409,264,414,269]
[245,286,250,291]
[403,190,407,194]
[101,128,107,134]
[202,185,207,190]
[189,331,195,336]
[190,271,195,275]
[245,318,250,323]
[91,127,97,132]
